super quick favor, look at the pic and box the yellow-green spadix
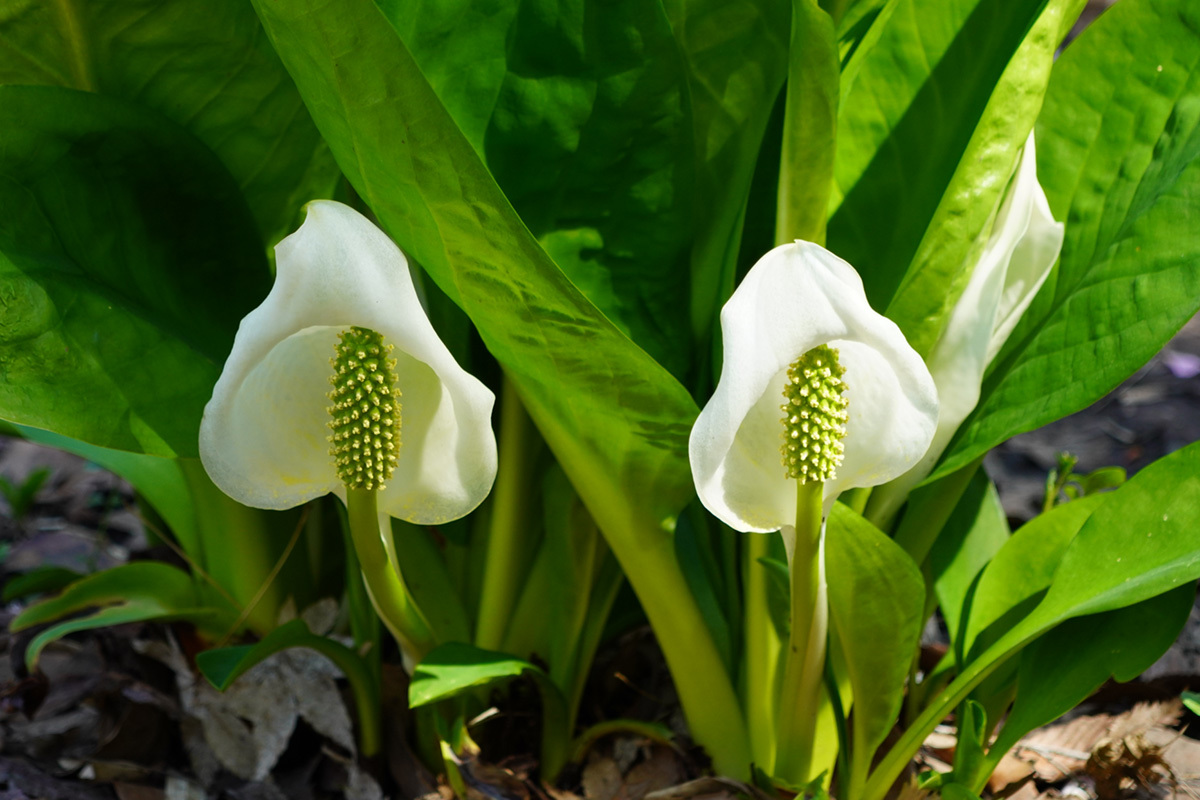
[199,200,497,523]
[689,241,939,532]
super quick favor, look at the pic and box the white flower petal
[200,200,497,524]
[689,242,939,532]
[869,134,1064,523]
[925,135,1063,471]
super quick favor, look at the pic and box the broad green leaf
[864,441,1200,800]
[963,494,1105,661]
[826,504,924,800]
[1031,450,1200,623]
[383,0,695,378]
[0,0,340,246]
[976,586,1193,791]
[827,0,1047,312]
[777,0,839,246]
[198,618,383,757]
[885,0,1083,355]
[0,86,271,457]
[935,0,1200,478]
[950,701,988,790]
[410,642,571,777]
[12,427,329,635]
[251,0,749,773]
[10,562,237,669]
[15,424,201,557]
[410,641,553,707]
[198,618,369,691]
[390,519,471,646]
[663,0,789,351]
[929,471,1009,654]
[250,0,697,555]
[2,566,81,603]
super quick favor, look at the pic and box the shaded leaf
[410,641,571,777]
[776,0,839,244]
[664,0,790,355]
[930,471,1009,657]
[865,440,1200,799]
[10,562,236,669]
[963,494,1105,662]
[0,0,340,246]
[0,86,270,457]
[384,0,695,378]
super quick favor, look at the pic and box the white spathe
[929,132,1063,453]
[200,200,497,524]
[877,133,1064,517]
[689,241,939,533]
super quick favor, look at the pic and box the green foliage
[665,0,790,354]
[935,0,1200,478]
[1042,452,1126,512]
[11,425,328,635]
[0,86,270,457]
[0,467,50,521]
[867,439,1200,800]
[10,562,238,669]
[828,0,1056,320]
[974,586,1194,791]
[410,642,570,778]
[383,0,696,379]
[882,0,1083,355]
[776,0,839,244]
[826,504,925,800]
[197,618,382,756]
[2,566,81,602]
[0,0,339,247]
[930,472,1010,656]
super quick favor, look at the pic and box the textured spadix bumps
[689,241,938,532]
[781,345,848,483]
[328,327,402,491]
[199,200,496,523]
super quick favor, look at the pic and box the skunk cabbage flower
[200,200,497,524]
[689,242,939,533]
[925,132,1063,464]
[871,133,1064,522]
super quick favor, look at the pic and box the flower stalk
[774,478,827,783]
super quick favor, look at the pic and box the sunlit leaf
[935,0,1200,478]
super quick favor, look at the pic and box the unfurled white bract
[872,133,1064,520]
[199,200,497,524]
[689,241,939,533]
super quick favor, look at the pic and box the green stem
[305,635,383,757]
[873,459,982,558]
[346,488,435,659]
[742,532,782,771]
[861,633,1025,800]
[341,506,382,686]
[608,519,751,778]
[475,377,539,649]
[775,479,827,784]
[180,459,285,634]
